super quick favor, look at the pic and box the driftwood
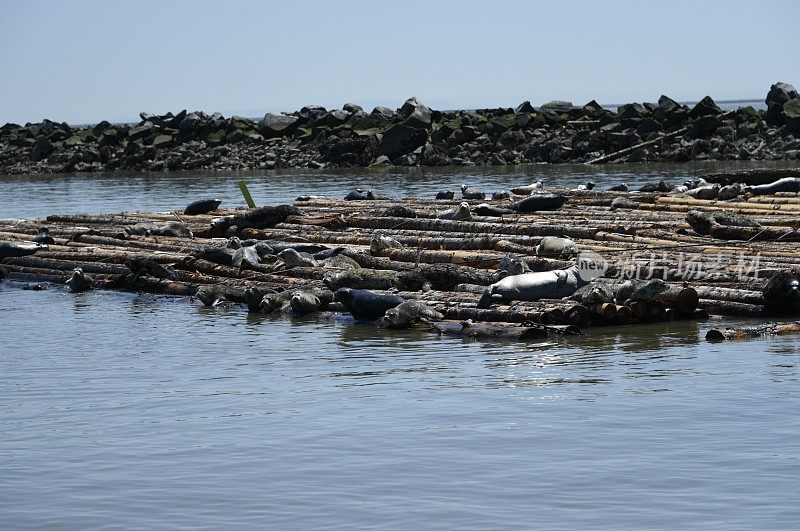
[706,321,800,341]
[587,127,689,164]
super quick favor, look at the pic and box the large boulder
[617,102,648,120]
[399,97,432,119]
[515,101,535,114]
[540,100,574,114]
[378,124,429,159]
[766,82,798,106]
[689,96,722,119]
[781,99,800,134]
[30,137,53,161]
[128,122,155,141]
[259,113,299,138]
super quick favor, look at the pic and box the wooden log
[653,286,699,314]
[699,299,766,317]
[645,300,667,322]
[429,320,556,341]
[702,167,800,186]
[706,321,800,341]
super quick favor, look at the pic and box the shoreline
[1,83,798,175]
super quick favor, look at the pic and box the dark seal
[333,288,404,321]
[184,199,222,215]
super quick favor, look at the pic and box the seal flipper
[477,288,493,309]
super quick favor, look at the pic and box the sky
[0,0,798,124]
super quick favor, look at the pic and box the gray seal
[32,227,55,244]
[184,199,222,215]
[0,241,40,258]
[461,184,486,200]
[435,190,455,200]
[381,206,417,218]
[745,177,800,195]
[685,184,720,200]
[491,190,511,200]
[606,183,628,192]
[437,202,472,221]
[344,189,375,200]
[380,301,443,329]
[289,290,322,315]
[763,271,800,314]
[333,288,405,321]
[278,248,318,268]
[685,210,761,235]
[535,236,578,259]
[66,267,93,292]
[510,181,543,195]
[514,193,567,213]
[473,203,513,217]
[477,265,588,308]
[717,183,742,200]
[370,233,404,255]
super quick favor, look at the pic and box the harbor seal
[763,271,800,314]
[190,244,237,266]
[513,193,567,213]
[290,290,322,315]
[211,204,302,234]
[65,267,93,292]
[277,248,318,268]
[568,282,615,305]
[606,183,629,192]
[573,181,596,191]
[381,205,417,218]
[510,181,543,195]
[321,255,361,270]
[717,183,742,200]
[244,285,279,313]
[333,288,405,321]
[638,180,670,193]
[344,189,375,200]
[125,221,193,238]
[32,227,55,244]
[232,245,260,270]
[0,241,40,258]
[610,197,639,210]
[126,258,176,280]
[437,202,472,221]
[491,190,511,200]
[380,301,443,329]
[184,199,222,215]
[435,190,455,200]
[685,184,720,200]
[498,255,530,275]
[461,184,486,200]
[473,203,513,217]
[323,268,427,292]
[477,265,588,309]
[685,210,761,235]
[745,177,800,195]
[370,233,404,255]
[535,236,578,259]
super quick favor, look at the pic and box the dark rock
[378,124,429,159]
[617,102,648,120]
[766,82,798,106]
[781,99,800,134]
[693,114,721,135]
[29,137,53,161]
[689,96,722,119]
[325,109,350,127]
[129,123,155,141]
[515,101,535,113]
[343,103,364,114]
[259,113,299,138]
[372,106,397,119]
[399,97,432,119]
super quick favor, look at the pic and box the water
[2,163,800,529]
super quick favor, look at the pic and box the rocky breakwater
[1,82,799,174]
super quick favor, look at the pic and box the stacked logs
[2,184,800,342]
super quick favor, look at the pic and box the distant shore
[1,83,798,175]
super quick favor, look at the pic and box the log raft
[2,185,800,342]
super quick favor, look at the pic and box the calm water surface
[1,163,799,529]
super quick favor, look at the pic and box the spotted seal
[745,177,800,196]
[437,202,472,221]
[277,248,318,268]
[535,236,578,259]
[685,210,761,236]
[477,265,588,309]
[65,267,93,292]
[473,204,513,217]
[380,301,443,329]
[370,233,404,255]
[510,181,543,195]
[0,241,40,258]
[184,199,222,215]
[763,271,800,314]
[461,184,486,200]
[334,288,405,321]
[381,205,417,218]
[435,190,455,200]
[344,189,375,200]
[606,183,629,192]
[491,190,511,200]
[513,193,567,213]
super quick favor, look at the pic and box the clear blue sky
[1,0,798,124]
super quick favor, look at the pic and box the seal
[244,285,279,313]
[437,202,472,221]
[381,206,417,218]
[333,288,405,321]
[491,190,511,200]
[277,248,318,268]
[125,221,193,238]
[513,193,567,213]
[344,189,375,200]
[321,255,361,270]
[762,271,800,314]
[65,267,93,292]
[232,245,260,269]
[190,244,237,266]
[473,203,513,217]
[0,241,39,258]
[685,183,720,200]
[126,258,176,280]
[498,255,530,275]
[32,227,55,244]
[606,183,628,192]
[638,180,670,193]
[370,233,404,255]
[435,190,455,200]
[477,265,588,308]
[511,181,543,195]
[323,269,427,292]
[745,177,800,195]
[610,197,639,210]
[717,183,742,200]
[289,290,322,315]
[461,184,486,200]
[380,301,443,329]
[535,236,578,259]
[685,210,761,235]
[211,205,301,235]
[196,284,247,306]
[568,282,615,305]
[573,181,596,191]
[184,199,222,216]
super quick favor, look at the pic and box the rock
[399,97,431,118]
[515,101,535,113]
[371,106,397,119]
[325,109,350,127]
[259,113,299,138]
[30,137,53,161]
[343,103,364,114]
[693,114,721,135]
[689,96,722,119]
[540,101,574,114]
[780,99,800,134]
[128,123,155,141]
[617,102,648,120]
[766,82,798,106]
[377,124,429,159]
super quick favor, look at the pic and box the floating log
[706,321,800,341]
[428,320,578,341]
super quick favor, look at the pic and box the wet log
[653,286,699,314]
[428,320,579,341]
[706,321,800,341]
[702,167,800,186]
[698,299,766,318]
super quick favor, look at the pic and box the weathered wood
[706,321,800,341]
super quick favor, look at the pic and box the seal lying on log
[126,258,176,280]
[380,205,417,218]
[499,255,530,275]
[473,204,513,217]
[477,265,588,308]
[32,227,55,244]
[745,177,800,195]
[124,221,193,238]
[461,184,485,200]
[277,248,318,268]
[606,183,628,192]
[334,288,404,321]
[232,246,261,269]
[437,202,472,221]
[513,193,567,213]
[492,190,511,200]
[535,236,578,259]
[196,284,248,306]
[717,183,742,200]
[0,241,40,258]
[684,183,720,200]
[244,285,279,313]
[379,301,443,329]
[610,197,639,210]
[435,190,455,200]
[184,199,222,215]
[568,283,615,305]
[685,210,761,236]
[370,233,404,255]
[510,181,543,195]
[638,180,670,193]
[65,267,93,293]
[324,268,427,292]
[344,189,375,200]
[211,204,301,234]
